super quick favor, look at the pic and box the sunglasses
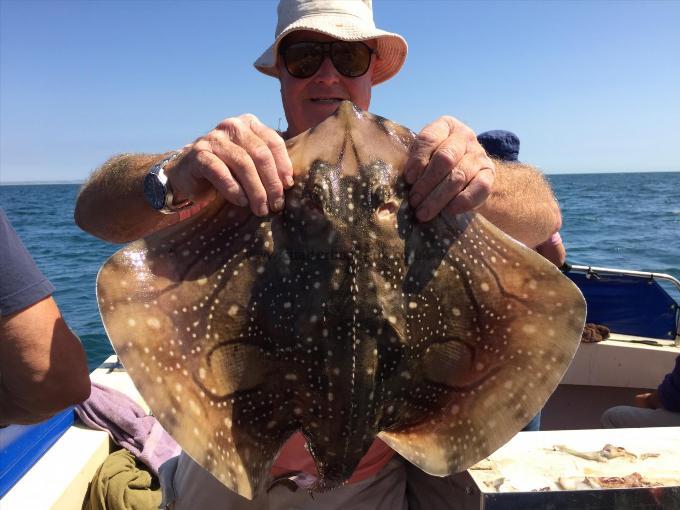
[279,41,374,79]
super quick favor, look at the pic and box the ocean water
[1,172,679,370]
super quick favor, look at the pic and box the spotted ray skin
[97,101,586,499]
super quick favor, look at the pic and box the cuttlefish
[97,101,586,499]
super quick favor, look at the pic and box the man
[75,1,561,508]
[0,208,90,426]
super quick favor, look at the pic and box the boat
[1,264,679,509]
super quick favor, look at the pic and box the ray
[97,101,586,499]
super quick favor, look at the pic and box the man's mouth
[310,98,346,104]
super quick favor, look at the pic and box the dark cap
[477,130,520,162]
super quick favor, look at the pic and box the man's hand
[167,114,294,217]
[404,116,495,222]
[634,390,662,409]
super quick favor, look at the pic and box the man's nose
[313,55,341,84]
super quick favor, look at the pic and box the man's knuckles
[414,128,443,152]
[249,142,276,168]
[430,145,461,171]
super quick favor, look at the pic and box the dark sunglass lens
[331,42,371,77]
[283,43,323,78]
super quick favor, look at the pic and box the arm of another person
[404,117,561,248]
[0,297,91,425]
[536,231,567,267]
[75,114,293,243]
[633,356,680,411]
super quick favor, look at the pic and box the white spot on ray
[189,399,201,415]
[146,317,161,329]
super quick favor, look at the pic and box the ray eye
[371,185,393,207]
[302,185,327,215]
[376,200,399,219]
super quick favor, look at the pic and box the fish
[553,444,638,463]
[97,101,586,499]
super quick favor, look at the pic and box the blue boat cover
[567,271,679,340]
[0,408,75,498]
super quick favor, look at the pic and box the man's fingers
[444,164,495,216]
[192,150,248,207]
[414,153,494,222]
[409,133,467,208]
[225,118,284,214]
[246,116,294,189]
[443,170,494,216]
[404,117,457,185]
[210,140,270,216]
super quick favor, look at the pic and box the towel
[76,382,180,475]
[84,448,161,510]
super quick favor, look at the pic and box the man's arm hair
[476,160,561,248]
[0,296,91,425]
[75,153,178,243]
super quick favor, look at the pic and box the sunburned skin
[97,102,586,499]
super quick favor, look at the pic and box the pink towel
[76,382,180,475]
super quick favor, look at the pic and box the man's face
[277,31,376,138]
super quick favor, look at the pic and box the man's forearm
[75,153,178,243]
[477,161,561,248]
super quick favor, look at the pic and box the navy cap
[477,130,520,162]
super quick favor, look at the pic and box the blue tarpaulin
[567,271,679,340]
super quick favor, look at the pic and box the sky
[1,0,679,183]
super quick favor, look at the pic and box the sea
[1,172,679,370]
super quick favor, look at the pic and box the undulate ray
[97,101,586,500]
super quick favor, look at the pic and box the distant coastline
[0,180,84,186]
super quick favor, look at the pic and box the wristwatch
[143,152,192,214]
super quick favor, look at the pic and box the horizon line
[2,169,679,186]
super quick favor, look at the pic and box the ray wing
[97,202,293,499]
[378,211,586,474]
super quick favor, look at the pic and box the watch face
[143,172,166,210]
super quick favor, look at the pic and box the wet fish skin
[97,101,586,499]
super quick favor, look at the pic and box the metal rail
[567,264,680,292]
[566,263,680,345]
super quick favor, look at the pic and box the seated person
[601,355,680,427]
[0,208,90,425]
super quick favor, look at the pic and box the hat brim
[254,16,407,86]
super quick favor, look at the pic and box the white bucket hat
[254,0,408,85]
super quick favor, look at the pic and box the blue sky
[1,0,678,182]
